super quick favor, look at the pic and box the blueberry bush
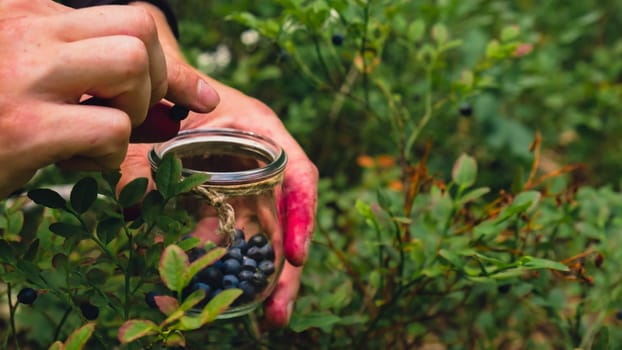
[3,0,622,349]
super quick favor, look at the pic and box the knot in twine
[191,186,236,238]
[190,173,284,240]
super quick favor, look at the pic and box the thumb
[165,58,220,113]
[119,144,153,190]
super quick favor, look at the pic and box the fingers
[165,58,220,113]
[48,5,167,105]
[262,263,303,329]
[32,102,132,171]
[281,163,318,267]
[46,36,152,127]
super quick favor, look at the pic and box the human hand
[0,0,219,197]
[120,2,318,328]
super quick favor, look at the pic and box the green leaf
[431,23,448,44]
[158,244,189,292]
[501,25,520,42]
[23,238,39,261]
[6,211,23,234]
[161,289,207,328]
[141,190,164,224]
[17,260,40,277]
[518,256,569,272]
[49,222,86,238]
[289,312,342,333]
[102,171,121,195]
[486,39,501,59]
[457,187,490,205]
[155,153,182,199]
[438,249,464,269]
[178,236,200,251]
[593,326,610,350]
[85,268,106,286]
[48,341,64,350]
[203,289,242,317]
[452,153,477,189]
[511,190,541,213]
[70,177,98,214]
[0,239,13,262]
[175,173,210,195]
[96,217,124,244]
[117,320,159,344]
[178,289,207,311]
[64,322,95,350]
[164,332,186,348]
[28,189,67,210]
[119,177,148,208]
[407,19,425,42]
[183,247,227,287]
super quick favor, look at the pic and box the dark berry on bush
[239,280,256,299]
[238,269,254,282]
[225,247,243,262]
[145,291,159,309]
[497,284,511,294]
[17,288,37,305]
[258,260,275,276]
[80,303,99,320]
[258,244,275,261]
[187,247,206,262]
[246,246,263,261]
[459,102,473,117]
[616,310,622,320]
[251,271,268,290]
[223,275,240,289]
[223,259,242,275]
[197,266,223,287]
[331,34,344,46]
[248,234,268,248]
[242,256,257,271]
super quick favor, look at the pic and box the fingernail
[197,79,219,111]
[169,104,189,121]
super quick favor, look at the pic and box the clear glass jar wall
[149,128,287,318]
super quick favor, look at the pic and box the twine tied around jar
[190,172,284,240]
[191,186,236,239]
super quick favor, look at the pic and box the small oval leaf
[64,322,95,350]
[159,244,189,292]
[118,319,158,344]
[28,189,66,210]
[70,177,98,214]
[452,153,477,189]
[119,178,148,208]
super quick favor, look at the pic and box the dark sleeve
[62,0,179,38]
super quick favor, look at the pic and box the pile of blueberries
[147,229,276,309]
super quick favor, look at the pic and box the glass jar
[148,128,287,318]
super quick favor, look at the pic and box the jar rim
[148,128,287,185]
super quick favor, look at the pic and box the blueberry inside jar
[149,128,287,318]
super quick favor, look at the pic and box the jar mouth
[148,128,287,185]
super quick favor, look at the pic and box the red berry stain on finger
[282,184,316,267]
